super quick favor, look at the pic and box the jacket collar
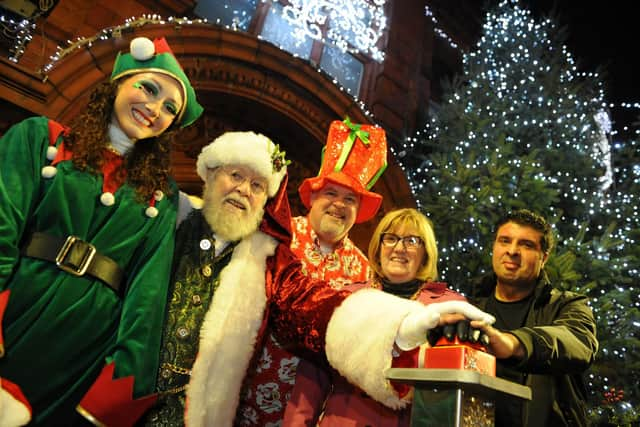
[473,271,552,307]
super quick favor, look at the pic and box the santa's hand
[396,301,495,351]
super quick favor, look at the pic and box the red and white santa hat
[196,131,289,198]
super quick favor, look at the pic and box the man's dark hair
[495,209,555,254]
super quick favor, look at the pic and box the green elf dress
[0,116,177,426]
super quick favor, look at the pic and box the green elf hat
[111,37,203,127]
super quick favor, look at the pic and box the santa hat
[298,118,388,223]
[111,37,203,127]
[196,131,289,198]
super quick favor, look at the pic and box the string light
[424,5,459,51]
[41,15,189,74]
[275,0,387,62]
[32,11,371,117]
[0,12,35,62]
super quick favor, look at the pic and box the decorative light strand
[0,13,36,62]
[424,5,460,51]
[42,15,188,74]
[36,13,373,117]
[273,0,388,62]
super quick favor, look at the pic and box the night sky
[523,1,638,135]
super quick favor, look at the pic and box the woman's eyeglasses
[380,233,424,249]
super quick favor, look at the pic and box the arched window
[194,0,388,97]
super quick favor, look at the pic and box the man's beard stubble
[316,214,347,242]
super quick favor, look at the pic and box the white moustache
[224,195,249,211]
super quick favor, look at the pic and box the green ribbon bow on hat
[334,116,371,171]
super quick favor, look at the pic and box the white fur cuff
[325,288,423,410]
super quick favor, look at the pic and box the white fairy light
[32,12,375,117]
[276,0,387,61]
[0,13,35,62]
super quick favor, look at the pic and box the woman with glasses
[282,208,468,427]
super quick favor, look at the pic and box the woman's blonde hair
[368,208,439,282]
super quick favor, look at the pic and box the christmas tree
[400,1,639,422]
[588,133,640,424]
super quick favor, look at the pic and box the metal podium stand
[386,368,531,426]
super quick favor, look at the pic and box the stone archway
[41,24,414,249]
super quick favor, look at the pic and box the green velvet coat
[0,116,177,425]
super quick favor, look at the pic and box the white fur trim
[145,206,158,218]
[196,132,287,197]
[46,146,58,161]
[185,231,278,427]
[154,190,164,201]
[0,380,31,426]
[325,288,424,410]
[41,165,57,178]
[100,192,115,206]
[130,37,155,61]
[177,191,202,229]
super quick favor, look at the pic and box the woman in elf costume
[0,36,202,426]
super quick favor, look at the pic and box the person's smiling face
[112,72,183,140]
[379,224,426,284]
[308,183,360,247]
[201,165,268,241]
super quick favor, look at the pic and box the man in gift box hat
[298,118,387,225]
[296,117,388,284]
[236,118,389,425]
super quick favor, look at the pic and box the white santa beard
[203,195,264,242]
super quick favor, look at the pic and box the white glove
[395,300,495,351]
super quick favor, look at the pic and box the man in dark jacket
[471,209,598,427]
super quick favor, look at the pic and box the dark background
[524,1,638,136]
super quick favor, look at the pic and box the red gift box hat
[299,118,388,223]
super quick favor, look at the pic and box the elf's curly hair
[64,79,178,202]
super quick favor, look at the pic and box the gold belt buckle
[55,235,96,276]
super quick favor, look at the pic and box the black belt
[21,232,124,296]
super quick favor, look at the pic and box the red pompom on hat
[299,118,388,223]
